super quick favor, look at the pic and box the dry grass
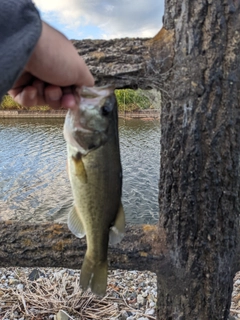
[0,95,50,112]
[0,268,157,320]
[0,272,118,319]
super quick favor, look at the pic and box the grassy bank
[115,89,152,111]
[1,89,152,112]
[0,95,50,111]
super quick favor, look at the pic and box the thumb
[26,22,94,88]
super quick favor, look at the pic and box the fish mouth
[73,126,93,135]
[76,85,115,99]
[64,85,115,154]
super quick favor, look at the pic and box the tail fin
[80,255,108,296]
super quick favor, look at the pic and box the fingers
[61,87,80,109]
[8,84,80,109]
[8,22,94,110]
[9,86,38,107]
[32,79,44,97]
[45,86,62,109]
[61,94,77,109]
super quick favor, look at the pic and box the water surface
[0,117,160,224]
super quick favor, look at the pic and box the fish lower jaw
[67,142,88,156]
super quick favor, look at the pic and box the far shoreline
[0,109,160,120]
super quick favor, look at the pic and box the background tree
[156,0,240,319]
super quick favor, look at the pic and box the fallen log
[0,221,167,272]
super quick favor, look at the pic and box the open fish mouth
[63,85,115,155]
[77,85,115,99]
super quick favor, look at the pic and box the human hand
[8,22,94,109]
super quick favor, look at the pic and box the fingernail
[66,99,76,108]
[61,94,77,109]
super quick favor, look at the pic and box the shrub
[0,95,22,109]
[115,89,151,112]
[0,95,50,111]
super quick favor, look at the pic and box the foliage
[0,95,50,111]
[0,95,22,110]
[115,89,151,112]
[1,89,152,112]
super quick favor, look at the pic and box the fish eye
[101,105,111,116]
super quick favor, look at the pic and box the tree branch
[72,28,175,90]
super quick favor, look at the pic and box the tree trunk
[157,1,240,319]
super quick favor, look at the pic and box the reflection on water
[0,117,160,224]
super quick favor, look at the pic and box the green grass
[115,89,151,112]
[0,95,50,111]
[0,95,22,109]
[1,89,151,112]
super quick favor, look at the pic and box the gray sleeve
[0,0,42,99]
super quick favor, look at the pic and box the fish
[63,85,125,296]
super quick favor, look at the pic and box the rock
[137,294,145,306]
[55,310,71,320]
[119,310,128,320]
[145,308,155,315]
[68,270,75,276]
[16,283,24,291]
[139,282,146,288]
[8,278,19,285]
[28,268,45,281]
[129,292,137,299]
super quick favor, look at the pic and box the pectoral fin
[72,154,87,184]
[109,202,125,245]
[68,206,86,238]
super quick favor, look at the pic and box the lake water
[0,117,160,224]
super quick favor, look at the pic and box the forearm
[0,0,41,99]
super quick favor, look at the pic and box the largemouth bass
[63,85,125,296]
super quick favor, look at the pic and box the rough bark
[0,221,166,273]
[72,34,175,91]
[72,38,152,89]
[157,1,240,320]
